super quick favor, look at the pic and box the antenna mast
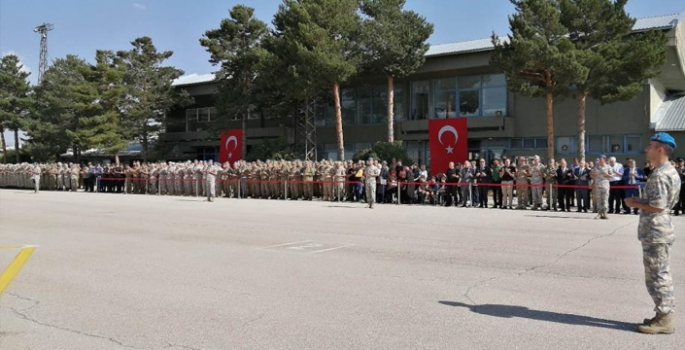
[33,23,54,83]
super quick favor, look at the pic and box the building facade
[162,13,685,166]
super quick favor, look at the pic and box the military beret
[598,154,607,159]
[650,132,677,149]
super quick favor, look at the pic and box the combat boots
[638,313,675,334]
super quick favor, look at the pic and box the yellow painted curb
[0,245,36,296]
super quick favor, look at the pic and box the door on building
[468,139,482,162]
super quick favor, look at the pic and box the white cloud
[133,3,146,10]
[1,50,32,75]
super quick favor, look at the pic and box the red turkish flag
[219,129,243,164]
[429,118,468,173]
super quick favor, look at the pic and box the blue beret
[650,132,677,149]
[598,154,607,159]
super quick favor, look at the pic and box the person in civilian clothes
[491,159,503,209]
[623,158,644,215]
[445,162,459,207]
[608,157,625,214]
[574,160,590,213]
[674,157,684,216]
[557,159,574,212]
[475,159,491,208]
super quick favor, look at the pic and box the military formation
[1,156,683,216]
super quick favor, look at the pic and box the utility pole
[33,23,54,84]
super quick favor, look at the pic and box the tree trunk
[0,126,7,163]
[142,132,148,163]
[545,71,555,162]
[576,93,587,162]
[115,153,120,165]
[14,128,20,163]
[545,92,555,161]
[242,111,248,160]
[387,75,394,143]
[74,144,80,164]
[333,83,345,161]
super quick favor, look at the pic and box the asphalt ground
[0,189,683,350]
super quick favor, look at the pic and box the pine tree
[0,55,31,163]
[27,54,124,162]
[559,0,667,161]
[200,5,269,158]
[360,0,433,142]
[272,0,362,161]
[116,37,189,162]
[491,0,587,161]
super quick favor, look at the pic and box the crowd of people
[1,155,684,216]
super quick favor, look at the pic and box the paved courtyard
[0,189,683,350]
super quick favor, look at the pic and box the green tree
[491,0,587,160]
[28,54,125,163]
[116,37,189,162]
[200,5,270,158]
[559,0,667,161]
[272,0,362,161]
[0,55,31,163]
[360,0,433,142]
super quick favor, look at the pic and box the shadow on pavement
[439,301,635,332]
[326,205,363,209]
[524,215,594,220]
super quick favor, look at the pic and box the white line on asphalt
[306,244,356,255]
[257,240,314,250]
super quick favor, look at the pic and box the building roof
[172,73,216,87]
[654,95,685,132]
[425,12,682,58]
[632,13,681,32]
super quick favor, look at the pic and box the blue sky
[1,0,683,146]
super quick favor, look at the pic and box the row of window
[411,74,508,120]
[315,85,406,127]
[485,135,644,155]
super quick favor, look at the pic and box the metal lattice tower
[296,97,317,161]
[33,23,54,84]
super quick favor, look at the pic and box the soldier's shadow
[439,301,635,332]
[524,215,594,220]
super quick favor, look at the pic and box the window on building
[198,108,210,123]
[411,80,430,120]
[358,86,373,125]
[588,135,604,154]
[609,135,623,153]
[482,80,507,117]
[535,138,547,149]
[434,78,457,119]
[186,109,198,132]
[625,135,642,154]
[524,138,535,149]
[556,137,575,155]
[341,88,357,126]
[393,86,404,122]
[510,138,523,149]
[371,86,386,125]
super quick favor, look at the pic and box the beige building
[162,13,685,167]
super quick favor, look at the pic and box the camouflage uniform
[516,163,530,209]
[638,161,681,316]
[592,164,613,218]
[364,162,381,208]
[530,163,545,209]
[543,163,558,210]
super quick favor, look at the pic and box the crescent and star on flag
[438,125,459,154]
[224,135,238,159]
